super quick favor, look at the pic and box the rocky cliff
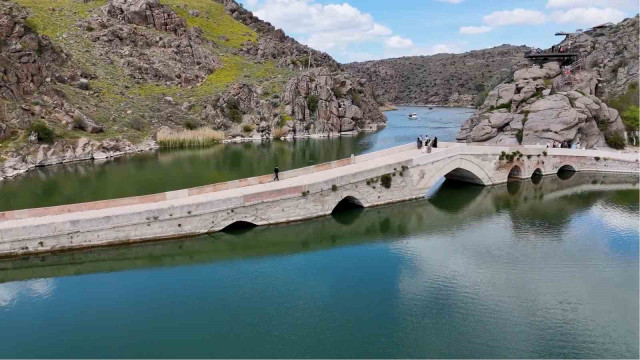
[344,45,529,107]
[457,16,639,149]
[0,0,385,179]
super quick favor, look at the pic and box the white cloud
[459,25,492,34]
[483,8,548,26]
[385,35,414,49]
[251,0,394,51]
[427,43,463,54]
[546,0,638,10]
[551,7,626,25]
[380,42,464,59]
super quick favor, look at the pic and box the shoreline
[395,103,475,109]
[0,127,384,181]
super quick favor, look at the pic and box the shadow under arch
[428,179,486,214]
[558,164,577,180]
[332,196,364,214]
[508,165,523,180]
[426,157,493,187]
[221,221,258,235]
[443,168,486,185]
[332,196,365,225]
[531,168,544,185]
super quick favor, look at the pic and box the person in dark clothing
[274,166,280,181]
[432,137,438,148]
[417,137,422,149]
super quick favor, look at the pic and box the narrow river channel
[0,107,637,358]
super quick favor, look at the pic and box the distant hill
[344,45,529,107]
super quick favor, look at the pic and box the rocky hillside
[457,16,639,149]
[344,45,529,107]
[0,0,385,179]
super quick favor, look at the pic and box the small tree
[605,132,626,149]
[307,94,319,113]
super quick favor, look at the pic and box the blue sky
[237,0,639,63]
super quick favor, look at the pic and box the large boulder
[514,61,561,82]
[523,94,583,144]
[482,84,516,110]
[72,111,104,134]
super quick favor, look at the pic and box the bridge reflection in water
[0,172,637,284]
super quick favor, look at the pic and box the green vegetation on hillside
[162,0,257,47]
[14,0,106,38]
[131,56,290,100]
[609,82,639,131]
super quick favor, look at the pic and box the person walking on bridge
[273,166,280,181]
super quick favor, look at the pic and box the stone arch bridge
[0,142,637,257]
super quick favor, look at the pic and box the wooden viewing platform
[524,52,579,60]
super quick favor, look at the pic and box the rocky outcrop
[106,0,186,35]
[0,3,67,100]
[457,61,626,148]
[280,67,385,135]
[560,16,639,101]
[457,16,638,148]
[344,45,528,107]
[200,67,386,138]
[91,2,220,86]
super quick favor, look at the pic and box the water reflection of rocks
[0,172,637,284]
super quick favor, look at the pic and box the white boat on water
[408,113,418,119]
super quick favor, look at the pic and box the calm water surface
[0,106,472,212]
[0,107,638,358]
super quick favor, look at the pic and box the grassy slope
[8,0,292,147]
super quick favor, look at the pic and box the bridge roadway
[0,142,638,257]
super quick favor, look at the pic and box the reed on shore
[157,128,225,148]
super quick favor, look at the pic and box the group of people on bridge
[417,135,438,154]
[547,140,582,149]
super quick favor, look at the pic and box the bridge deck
[0,143,637,225]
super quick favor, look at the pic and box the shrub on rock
[28,121,54,144]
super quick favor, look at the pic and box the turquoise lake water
[0,107,637,358]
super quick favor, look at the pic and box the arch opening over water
[558,165,577,180]
[332,196,365,215]
[531,168,544,185]
[558,165,577,173]
[221,221,258,234]
[508,165,523,180]
[443,168,485,186]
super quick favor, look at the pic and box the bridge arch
[428,157,493,186]
[557,163,578,181]
[558,164,577,173]
[508,165,523,180]
[531,168,544,185]
[332,196,365,214]
[221,220,258,233]
[532,168,543,177]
